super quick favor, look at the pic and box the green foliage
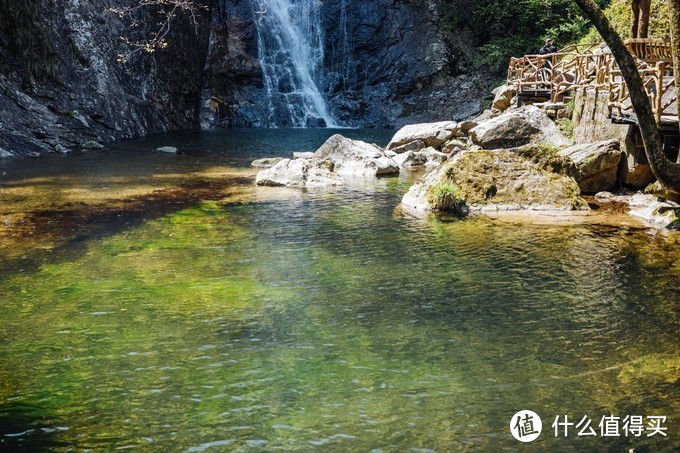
[0,0,59,80]
[429,181,466,213]
[440,0,611,74]
[580,0,670,43]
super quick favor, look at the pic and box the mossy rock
[401,145,588,213]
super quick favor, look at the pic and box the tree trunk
[671,0,680,164]
[573,0,680,192]
[630,0,640,39]
[638,0,651,38]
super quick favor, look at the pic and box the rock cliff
[0,0,211,157]
[0,0,491,157]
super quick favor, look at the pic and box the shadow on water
[0,175,254,278]
[0,408,64,451]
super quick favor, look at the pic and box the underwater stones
[400,145,587,214]
[255,158,344,188]
[387,121,460,150]
[251,157,285,168]
[155,146,178,154]
[469,106,570,150]
[559,140,623,193]
[314,134,399,176]
[81,141,104,150]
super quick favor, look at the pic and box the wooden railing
[506,39,677,124]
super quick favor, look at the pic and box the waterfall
[253,0,338,128]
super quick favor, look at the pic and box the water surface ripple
[0,131,679,451]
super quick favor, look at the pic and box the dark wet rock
[0,147,15,159]
[305,117,327,128]
[0,0,211,157]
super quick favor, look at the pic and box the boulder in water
[156,146,178,154]
[306,117,327,128]
[400,145,587,214]
[82,140,104,150]
[314,134,399,176]
[256,158,344,188]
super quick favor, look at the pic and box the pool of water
[0,129,679,451]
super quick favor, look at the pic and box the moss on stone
[437,146,587,209]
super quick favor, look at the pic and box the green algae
[0,166,679,450]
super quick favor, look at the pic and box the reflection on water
[0,130,679,451]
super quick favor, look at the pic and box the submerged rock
[387,121,460,150]
[255,158,344,188]
[469,106,570,150]
[251,157,285,168]
[314,134,399,176]
[401,145,587,214]
[81,141,104,150]
[155,146,178,154]
[559,140,622,193]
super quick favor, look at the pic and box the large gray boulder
[256,158,344,188]
[387,121,460,150]
[559,140,623,193]
[491,84,517,112]
[314,134,399,176]
[401,145,588,214]
[469,106,570,150]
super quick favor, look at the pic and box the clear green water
[1,130,679,451]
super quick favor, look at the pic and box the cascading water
[253,0,338,128]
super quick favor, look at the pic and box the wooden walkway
[507,38,677,125]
